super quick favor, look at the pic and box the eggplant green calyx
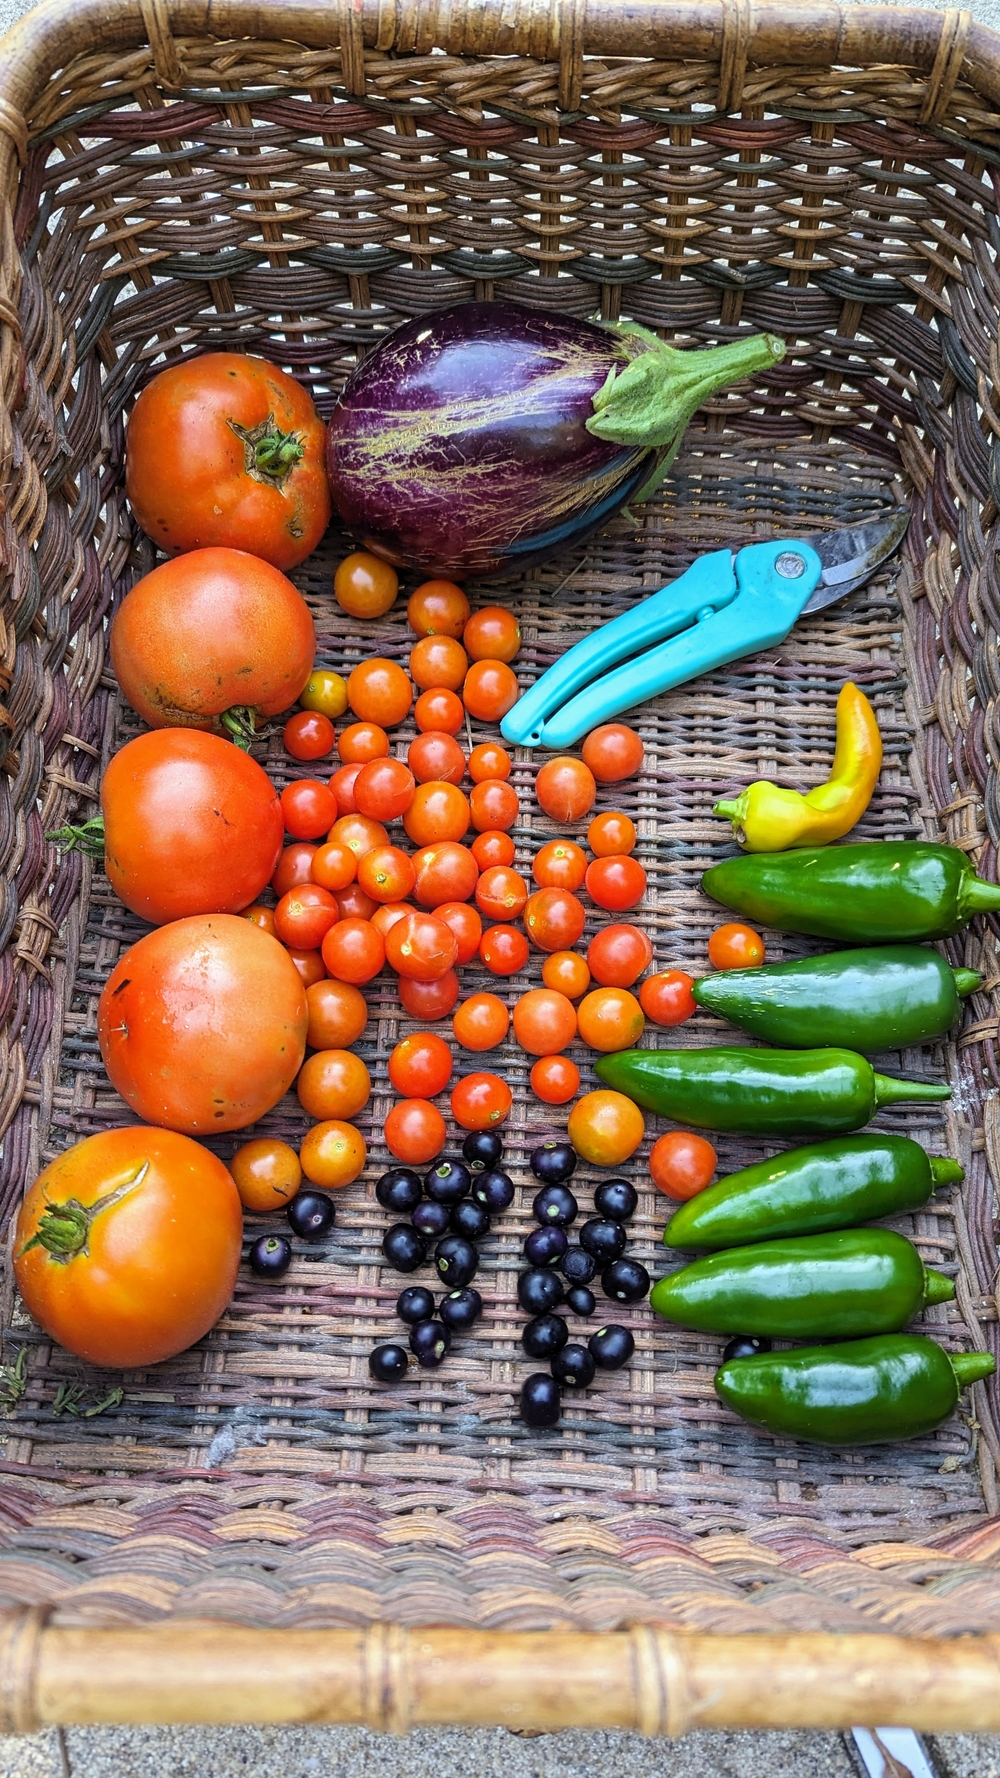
[229,413,304,488]
[19,1162,149,1264]
[46,815,105,857]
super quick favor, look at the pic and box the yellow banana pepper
[714,682,882,852]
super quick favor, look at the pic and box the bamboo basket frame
[3,0,1000,1732]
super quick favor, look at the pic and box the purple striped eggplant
[325,301,784,579]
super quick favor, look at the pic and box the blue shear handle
[533,540,825,749]
[501,550,737,748]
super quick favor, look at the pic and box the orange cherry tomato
[230,1137,302,1212]
[385,910,459,980]
[587,810,637,857]
[358,845,416,904]
[411,841,479,908]
[512,988,577,1057]
[306,978,368,1048]
[403,780,471,846]
[409,634,469,692]
[576,986,645,1052]
[463,660,519,721]
[388,1031,454,1098]
[585,854,646,912]
[334,882,377,922]
[567,1090,644,1166]
[329,762,362,814]
[649,1130,718,1201]
[408,731,466,785]
[468,742,512,783]
[385,1098,447,1164]
[530,1055,580,1106]
[347,658,413,727]
[453,993,510,1052]
[414,687,465,734]
[328,813,389,861]
[451,1072,512,1130]
[398,970,460,1020]
[581,723,644,783]
[708,922,766,970]
[272,841,316,897]
[469,779,519,833]
[535,756,596,823]
[300,668,348,721]
[532,839,587,891]
[371,900,415,939]
[475,866,529,922]
[472,830,516,870]
[274,882,338,950]
[639,970,696,1026]
[523,887,586,953]
[244,904,277,938]
[463,605,521,663]
[310,839,357,892]
[479,924,530,976]
[407,579,470,639]
[354,758,416,822]
[321,916,385,984]
[299,1119,367,1187]
[284,710,335,761]
[338,721,390,764]
[281,778,337,839]
[285,947,327,989]
[542,950,591,998]
[334,551,398,619]
[586,923,653,988]
[297,1049,371,1120]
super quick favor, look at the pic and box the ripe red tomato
[649,1131,718,1200]
[388,1032,453,1098]
[411,841,479,908]
[576,986,645,1052]
[639,970,696,1026]
[468,742,512,783]
[311,839,357,892]
[409,635,468,691]
[98,915,307,1133]
[321,916,385,984]
[587,811,637,856]
[586,923,653,988]
[435,901,482,965]
[407,579,470,639]
[398,970,460,1020]
[403,781,471,846]
[530,1055,580,1105]
[414,688,465,734]
[581,723,644,783]
[532,839,587,891]
[285,947,327,988]
[462,660,519,721]
[472,830,516,870]
[512,988,577,1056]
[585,855,647,912]
[470,779,518,832]
[306,978,368,1048]
[125,352,330,570]
[453,993,510,1052]
[100,729,283,925]
[334,882,377,922]
[479,924,530,976]
[14,1127,243,1368]
[542,950,591,998]
[451,1072,512,1130]
[408,732,466,786]
[523,888,586,952]
[338,721,390,764]
[463,606,521,663]
[297,1049,371,1120]
[281,779,337,839]
[475,866,529,921]
[244,904,277,938]
[354,758,416,821]
[385,910,459,980]
[567,1090,644,1166]
[384,1098,447,1164]
[358,845,416,904]
[271,841,317,897]
[708,922,766,969]
[328,813,389,860]
[371,901,415,938]
[334,551,398,619]
[274,882,339,950]
[535,756,596,823]
[329,763,362,814]
[110,548,315,734]
[284,710,335,761]
[230,1137,302,1212]
[348,658,413,727]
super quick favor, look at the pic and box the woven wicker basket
[3,0,1000,1735]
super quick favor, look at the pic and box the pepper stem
[46,815,105,856]
[219,706,259,751]
[952,1352,996,1388]
[923,1269,956,1307]
[872,1073,951,1107]
[954,968,982,997]
[930,1156,965,1187]
[18,1163,149,1265]
[228,413,304,488]
[958,873,1000,918]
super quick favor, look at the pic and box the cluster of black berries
[517,1141,650,1429]
[248,1191,337,1276]
[369,1130,511,1382]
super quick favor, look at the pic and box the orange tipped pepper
[714,682,882,852]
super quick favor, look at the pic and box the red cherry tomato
[475,866,529,922]
[244,904,277,938]
[581,723,644,783]
[271,841,316,897]
[403,781,471,846]
[397,970,460,1020]
[451,1072,512,1130]
[532,839,587,891]
[414,687,465,735]
[411,841,479,908]
[409,634,468,692]
[385,910,459,980]
[708,922,766,970]
[407,580,470,640]
[468,742,512,783]
[523,887,586,952]
[334,882,377,922]
[388,1031,453,1098]
[284,710,335,761]
[281,779,337,839]
[329,762,362,814]
[453,993,510,1052]
[274,883,339,950]
[639,970,696,1026]
[469,779,519,833]
[338,721,390,764]
[384,1098,447,1164]
[321,917,385,984]
[471,830,516,870]
[285,947,327,989]
[310,840,357,893]
[512,988,577,1057]
[462,660,519,721]
[535,757,596,823]
[585,855,646,912]
[479,924,530,976]
[408,731,466,786]
[530,1054,580,1105]
[586,923,653,988]
[434,901,483,965]
[371,901,415,939]
[587,811,637,857]
[463,606,521,664]
[328,813,389,861]
[649,1131,718,1200]
[354,758,416,821]
[357,845,416,904]
[542,950,591,998]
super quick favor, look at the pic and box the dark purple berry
[524,1225,568,1268]
[530,1141,576,1183]
[369,1344,408,1383]
[532,1183,578,1227]
[593,1179,638,1222]
[375,1167,423,1214]
[286,1191,336,1241]
[424,1159,472,1204]
[439,1287,483,1332]
[409,1319,451,1368]
[579,1217,626,1263]
[588,1324,634,1370]
[517,1268,564,1315]
[601,1258,649,1304]
[552,1343,595,1389]
[382,1223,427,1273]
[723,1335,773,1362]
[520,1373,561,1427]
[566,1285,596,1317]
[561,1246,596,1286]
[412,1200,450,1238]
[450,1198,491,1241]
[473,1169,515,1213]
[434,1234,478,1288]
[522,1313,569,1360]
[397,1286,435,1325]
[463,1129,504,1169]
[248,1234,292,1279]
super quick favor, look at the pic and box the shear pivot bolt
[775,552,806,579]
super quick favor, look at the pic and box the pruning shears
[501,511,909,750]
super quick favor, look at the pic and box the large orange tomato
[110,547,315,736]
[98,914,308,1134]
[14,1126,243,1368]
[101,730,283,924]
[125,352,331,569]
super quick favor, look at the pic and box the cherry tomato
[408,731,466,786]
[475,866,529,922]
[388,1032,453,1098]
[310,839,357,893]
[354,758,415,822]
[407,579,470,639]
[338,721,390,764]
[403,781,471,846]
[371,900,415,938]
[306,978,368,1048]
[358,845,416,904]
[468,742,512,783]
[512,988,577,1057]
[708,922,765,970]
[577,987,645,1052]
[244,904,277,938]
[462,660,519,721]
[471,830,516,870]
[271,841,317,897]
[532,839,587,891]
[384,1098,447,1164]
[329,763,363,814]
[639,970,696,1026]
[334,882,377,922]
[299,1119,367,1187]
[581,723,644,784]
[385,910,459,980]
[284,710,335,761]
[586,923,653,988]
[649,1131,718,1201]
[334,551,398,619]
[470,779,518,833]
[567,1090,644,1167]
[542,950,591,998]
[409,634,468,692]
[300,668,348,720]
[398,970,460,1020]
[411,842,479,908]
[414,687,465,735]
[451,1072,512,1131]
[281,779,337,839]
[479,924,530,976]
[463,606,521,663]
[328,813,389,861]
[274,882,339,950]
[453,993,510,1052]
[530,1055,580,1106]
[285,947,327,988]
[535,756,596,823]
[585,855,646,912]
[523,888,586,953]
[321,917,385,984]
[297,1048,371,1120]
[347,659,413,728]
[435,901,482,965]
[588,811,637,857]
[230,1137,302,1212]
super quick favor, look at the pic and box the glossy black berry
[369,1343,408,1383]
[375,1167,423,1215]
[566,1285,596,1318]
[463,1129,504,1169]
[524,1225,568,1269]
[450,1198,491,1241]
[601,1258,650,1304]
[396,1286,435,1325]
[552,1343,596,1389]
[532,1183,578,1227]
[409,1319,452,1369]
[411,1200,451,1238]
[517,1268,564,1315]
[522,1313,569,1360]
[520,1373,561,1428]
[722,1335,773,1363]
[382,1223,427,1273]
[248,1234,292,1279]
[424,1158,472,1204]
[588,1324,635,1370]
[472,1168,515,1213]
[530,1140,577,1183]
[286,1191,336,1242]
[561,1246,596,1286]
[439,1287,483,1332]
[435,1234,478,1288]
[579,1217,627,1264]
[593,1178,638,1223]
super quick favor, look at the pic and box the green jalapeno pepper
[595,1045,949,1137]
[664,1133,963,1250]
[701,841,1000,944]
[691,945,980,1052]
[715,1334,995,1445]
